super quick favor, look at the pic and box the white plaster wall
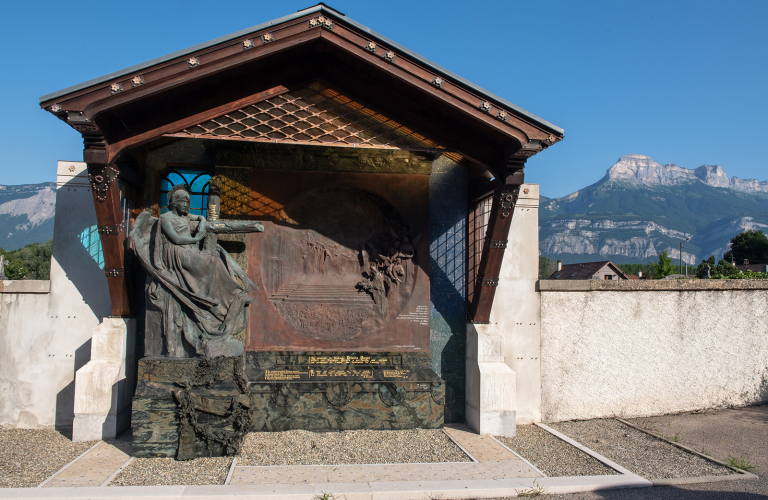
[0,161,111,429]
[540,289,768,422]
[489,184,541,424]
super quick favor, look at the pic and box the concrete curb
[653,474,760,486]
[0,475,654,500]
[101,457,134,487]
[616,418,760,482]
[225,458,238,486]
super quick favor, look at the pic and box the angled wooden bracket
[85,134,132,316]
[467,182,521,324]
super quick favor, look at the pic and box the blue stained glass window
[159,169,211,217]
[80,225,104,270]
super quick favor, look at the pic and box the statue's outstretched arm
[160,216,202,245]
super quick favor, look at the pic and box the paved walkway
[40,441,131,488]
[5,407,765,499]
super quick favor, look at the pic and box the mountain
[0,183,56,251]
[540,155,768,265]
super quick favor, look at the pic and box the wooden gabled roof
[39,3,563,179]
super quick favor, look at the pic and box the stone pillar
[494,184,541,424]
[72,318,135,441]
[465,323,516,435]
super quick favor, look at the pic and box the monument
[39,4,563,458]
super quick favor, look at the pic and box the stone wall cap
[0,280,51,294]
[538,279,768,292]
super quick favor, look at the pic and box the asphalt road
[545,404,768,499]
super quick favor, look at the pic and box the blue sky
[3,0,766,198]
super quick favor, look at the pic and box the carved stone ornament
[430,382,446,405]
[432,76,443,88]
[480,101,491,112]
[243,39,254,50]
[378,383,404,407]
[87,164,120,202]
[271,384,299,407]
[261,33,274,44]
[497,109,508,121]
[131,75,145,87]
[188,57,200,68]
[384,50,396,62]
[50,104,62,113]
[325,383,353,407]
[366,41,377,53]
[110,82,123,94]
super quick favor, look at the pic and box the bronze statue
[130,185,260,358]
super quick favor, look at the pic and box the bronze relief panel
[246,170,430,352]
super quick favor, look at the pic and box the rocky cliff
[0,183,55,251]
[540,156,768,265]
[604,154,768,193]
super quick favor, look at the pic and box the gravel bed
[496,424,618,477]
[0,428,97,488]
[549,419,734,480]
[239,429,470,466]
[109,457,232,486]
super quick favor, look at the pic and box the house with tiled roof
[547,261,628,280]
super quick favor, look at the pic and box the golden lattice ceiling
[164,82,449,153]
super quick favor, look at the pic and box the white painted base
[72,414,118,441]
[465,405,516,436]
[72,318,135,442]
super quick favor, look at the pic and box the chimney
[556,260,562,272]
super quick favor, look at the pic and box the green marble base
[132,353,444,459]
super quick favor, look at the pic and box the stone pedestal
[465,324,516,435]
[464,183,541,430]
[72,318,135,441]
[132,352,444,458]
[495,184,541,425]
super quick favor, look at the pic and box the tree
[0,239,53,280]
[695,255,716,278]
[651,250,675,278]
[722,230,768,265]
[539,255,557,279]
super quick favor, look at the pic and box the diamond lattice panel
[164,82,447,152]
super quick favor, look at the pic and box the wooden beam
[106,85,288,163]
[85,139,131,316]
[467,181,523,324]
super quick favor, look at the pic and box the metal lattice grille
[165,82,447,152]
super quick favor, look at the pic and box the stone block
[465,324,516,436]
[133,353,445,458]
[72,318,135,441]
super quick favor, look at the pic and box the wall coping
[0,280,51,294]
[538,279,768,292]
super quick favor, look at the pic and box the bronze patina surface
[246,169,431,352]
